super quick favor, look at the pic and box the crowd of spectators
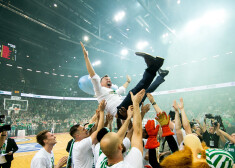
[0,94,98,136]
[0,83,234,139]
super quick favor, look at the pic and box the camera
[205,114,214,119]
[205,114,226,131]
[0,115,11,132]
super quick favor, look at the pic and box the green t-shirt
[224,142,235,163]
[206,148,234,168]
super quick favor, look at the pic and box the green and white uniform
[206,148,234,168]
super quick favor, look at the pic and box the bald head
[184,134,203,153]
[100,132,122,159]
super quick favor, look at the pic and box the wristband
[152,102,156,105]
[127,81,130,83]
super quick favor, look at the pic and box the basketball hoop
[14,108,20,114]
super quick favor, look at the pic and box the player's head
[100,75,112,88]
[100,132,123,159]
[37,130,57,147]
[70,124,89,140]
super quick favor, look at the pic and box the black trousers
[0,161,11,168]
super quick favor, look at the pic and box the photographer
[202,115,226,148]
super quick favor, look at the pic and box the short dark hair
[70,124,80,137]
[36,130,50,146]
[97,127,110,142]
[100,75,109,82]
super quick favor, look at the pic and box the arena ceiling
[0,0,235,85]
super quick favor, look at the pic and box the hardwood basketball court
[12,133,71,168]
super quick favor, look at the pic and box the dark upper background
[0,0,235,97]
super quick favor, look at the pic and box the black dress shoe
[135,52,164,72]
[158,69,169,78]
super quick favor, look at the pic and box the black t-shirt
[203,130,220,148]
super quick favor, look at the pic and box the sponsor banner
[1,82,235,100]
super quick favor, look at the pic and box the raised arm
[90,100,105,144]
[80,42,95,78]
[215,124,226,144]
[202,116,207,133]
[104,113,113,131]
[117,105,133,140]
[141,102,151,119]
[122,75,131,88]
[173,100,183,146]
[218,129,235,144]
[130,89,145,154]
[147,93,162,114]
[177,98,192,134]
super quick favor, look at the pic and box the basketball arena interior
[0,0,235,168]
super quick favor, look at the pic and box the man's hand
[127,105,134,119]
[130,89,145,104]
[98,100,106,112]
[7,151,13,155]
[55,156,68,168]
[172,100,179,112]
[146,93,155,104]
[126,75,131,83]
[80,42,88,58]
[106,113,113,124]
[141,102,150,114]
[177,98,184,110]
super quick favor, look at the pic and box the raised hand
[172,100,179,112]
[177,97,184,110]
[155,112,170,127]
[146,93,155,104]
[126,75,131,83]
[144,120,160,149]
[127,105,134,119]
[155,112,174,137]
[106,113,113,123]
[141,102,151,114]
[80,41,88,58]
[130,89,145,104]
[98,100,106,112]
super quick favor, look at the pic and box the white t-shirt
[172,123,186,147]
[31,148,54,168]
[94,137,131,166]
[142,139,149,167]
[91,74,126,116]
[72,137,93,168]
[96,147,142,168]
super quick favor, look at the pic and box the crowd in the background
[0,87,234,167]
[0,87,234,138]
[0,95,98,136]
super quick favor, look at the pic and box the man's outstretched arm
[123,75,131,89]
[130,89,145,154]
[80,42,95,78]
